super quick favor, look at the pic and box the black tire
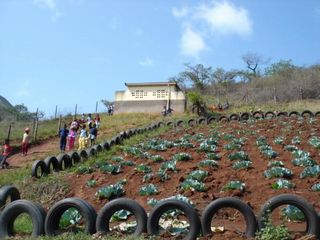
[44,156,60,174]
[86,147,97,157]
[45,198,97,236]
[301,110,314,118]
[264,111,276,119]
[0,185,20,209]
[207,116,218,124]
[201,197,257,238]
[240,112,251,121]
[166,121,175,128]
[257,194,319,236]
[0,199,46,238]
[229,113,240,121]
[197,117,207,125]
[288,111,300,118]
[176,119,185,127]
[188,118,196,126]
[219,116,229,122]
[277,111,288,118]
[57,154,72,170]
[158,121,166,128]
[111,136,121,145]
[125,130,133,137]
[31,160,47,178]
[68,151,81,164]
[120,131,128,139]
[96,198,147,236]
[102,141,110,151]
[93,144,103,153]
[252,111,264,119]
[315,111,320,118]
[147,199,201,240]
[78,149,88,160]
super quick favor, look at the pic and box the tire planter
[68,151,81,165]
[257,194,319,236]
[0,185,20,208]
[187,119,196,127]
[119,131,128,139]
[111,136,121,145]
[229,113,240,121]
[201,197,257,238]
[158,121,166,128]
[240,112,251,121]
[315,111,320,118]
[288,111,300,118]
[176,119,185,127]
[102,141,110,151]
[44,156,60,174]
[147,199,201,240]
[252,111,264,119]
[301,110,314,118]
[166,121,175,128]
[96,198,147,236]
[93,144,103,153]
[219,116,229,122]
[0,200,46,238]
[197,117,207,125]
[78,149,88,160]
[207,116,218,124]
[86,147,97,157]
[57,154,72,170]
[264,111,276,119]
[277,111,288,118]
[45,198,97,236]
[31,160,47,178]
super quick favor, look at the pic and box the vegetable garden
[1,111,320,239]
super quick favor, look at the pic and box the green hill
[0,95,17,121]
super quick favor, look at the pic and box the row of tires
[0,185,319,239]
[168,109,319,128]
[31,122,162,178]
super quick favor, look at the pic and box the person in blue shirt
[89,123,98,146]
[58,124,69,152]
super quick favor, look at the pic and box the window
[155,89,168,98]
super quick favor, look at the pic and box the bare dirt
[65,117,320,239]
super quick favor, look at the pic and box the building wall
[115,99,186,113]
[115,85,185,101]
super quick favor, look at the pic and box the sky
[0,0,320,117]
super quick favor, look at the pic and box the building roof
[125,82,181,90]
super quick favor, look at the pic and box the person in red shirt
[0,139,12,169]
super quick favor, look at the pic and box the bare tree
[242,52,268,77]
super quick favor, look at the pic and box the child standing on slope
[89,123,98,146]
[59,124,69,152]
[22,128,30,156]
[78,125,88,150]
[67,128,77,150]
[0,139,12,168]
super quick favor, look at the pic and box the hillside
[0,95,17,121]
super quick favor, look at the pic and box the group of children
[0,127,30,169]
[58,113,100,152]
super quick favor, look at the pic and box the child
[78,125,88,150]
[0,139,12,169]
[89,123,98,146]
[59,124,69,152]
[95,114,101,129]
[67,128,77,151]
[22,128,30,156]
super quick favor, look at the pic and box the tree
[242,52,268,78]
[212,68,237,103]
[264,59,296,77]
[186,91,206,116]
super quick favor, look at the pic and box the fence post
[299,87,303,100]
[7,124,12,141]
[273,87,277,103]
[74,104,77,120]
[54,105,58,119]
[58,115,62,134]
[95,101,98,114]
[34,118,39,142]
[32,108,38,139]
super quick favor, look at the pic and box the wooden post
[273,87,277,103]
[95,101,98,114]
[74,104,77,120]
[54,105,58,119]
[7,124,11,141]
[34,118,39,142]
[32,108,38,138]
[299,87,303,100]
[58,115,62,134]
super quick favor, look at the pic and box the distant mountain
[0,96,17,121]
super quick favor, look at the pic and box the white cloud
[139,57,154,67]
[197,1,253,37]
[33,0,56,10]
[180,25,206,57]
[172,7,189,18]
